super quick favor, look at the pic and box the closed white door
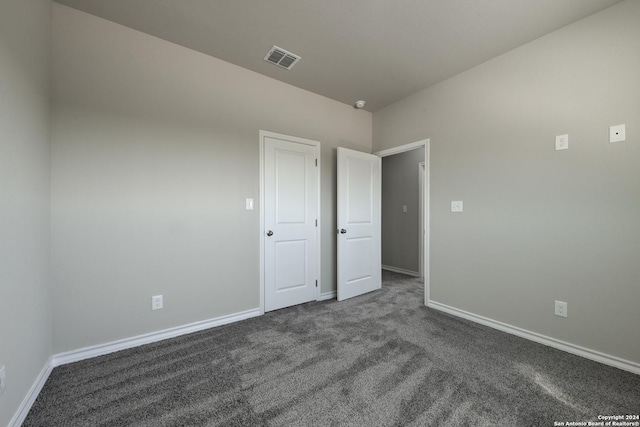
[337,147,381,301]
[264,134,319,312]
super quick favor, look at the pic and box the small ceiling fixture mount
[354,100,366,109]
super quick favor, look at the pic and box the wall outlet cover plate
[152,295,163,310]
[554,300,567,318]
[451,201,463,213]
[555,134,569,151]
[609,124,625,143]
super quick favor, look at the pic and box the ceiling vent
[264,46,300,70]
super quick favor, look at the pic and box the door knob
[340,229,347,234]
[267,230,273,236]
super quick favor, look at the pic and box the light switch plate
[451,201,463,213]
[555,134,569,151]
[609,124,625,143]
[246,198,254,210]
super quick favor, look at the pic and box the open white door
[337,147,381,301]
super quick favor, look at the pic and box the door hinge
[315,280,318,287]
[315,219,318,227]
[315,158,318,167]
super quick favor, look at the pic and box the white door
[337,147,381,301]
[264,134,319,312]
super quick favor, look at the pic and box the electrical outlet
[554,300,567,318]
[451,201,463,213]
[0,365,6,395]
[555,134,569,151]
[152,295,163,310]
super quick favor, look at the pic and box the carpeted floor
[24,271,640,426]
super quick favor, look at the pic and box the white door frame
[374,139,430,305]
[419,161,425,279]
[259,130,321,315]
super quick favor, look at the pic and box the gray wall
[51,4,372,352]
[382,147,424,274]
[373,0,640,364]
[0,0,52,425]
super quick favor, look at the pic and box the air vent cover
[264,46,300,70]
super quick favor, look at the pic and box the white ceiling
[53,0,622,112]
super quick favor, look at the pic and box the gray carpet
[24,271,640,426]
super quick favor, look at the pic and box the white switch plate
[451,201,463,213]
[246,198,254,210]
[554,300,567,318]
[0,365,6,395]
[402,205,408,213]
[609,124,625,143]
[555,134,569,151]
[152,295,163,310]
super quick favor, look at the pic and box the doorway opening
[375,140,430,305]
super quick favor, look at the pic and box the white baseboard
[9,355,54,427]
[382,265,420,277]
[13,302,638,426]
[52,308,261,367]
[428,300,640,376]
[318,291,336,301]
[10,308,262,426]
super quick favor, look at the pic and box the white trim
[259,132,266,315]
[382,264,420,277]
[376,139,430,307]
[10,308,261,425]
[428,300,640,375]
[8,356,54,427]
[374,139,427,157]
[318,291,336,301]
[315,147,322,302]
[425,142,431,304]
[418,161,425,278]
[52,308,261,367]
[259,130,322,313]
